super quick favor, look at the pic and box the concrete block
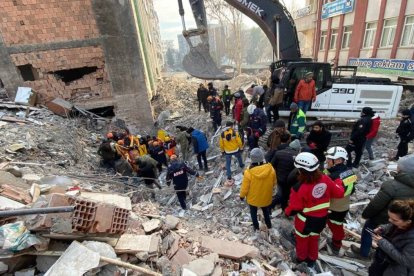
[182,259,215,276]
[201,236,259,260]
[142,219,162,233]
[165,215,180,230]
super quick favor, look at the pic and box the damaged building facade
[0,0,163,129]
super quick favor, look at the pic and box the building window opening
[52,66,98,83]
[342,26,352,49]
[319,31,327,51]
[329,29,338,50]
[17,64,38,81]
[401,16,414,47]
[363,22,377,48]
[380,18,397,47]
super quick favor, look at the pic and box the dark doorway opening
[17,64,38,81]
[53,66,98,83]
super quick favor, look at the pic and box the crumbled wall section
[0,0,99,46]
[10,46,111,104]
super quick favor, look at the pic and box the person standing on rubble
[368,199,414,276]
[324,147,357,254]
[233,91,243,123]
[251,85,265,106]
[394,109,414,160]
[246,104,267,149]
[365,111,381,160]
[167,154,199,213]
[219,121,245,182]
[267,119,289,152]
[136,156,161,198]
[221,84,232,116]
[285,152,344,269]
[351,154,414,259]
[306,121,332,165]
[288,102,306,140]
[207,96,223,132]
[266,85,283,124]
[240,148,277,240]
[346,107,373,168]
[270,139,301,210]
[265,132,291,163]
[187,127,209,171]
[149,141,168,172]
[175,126,191,162]
[197,83,209,113]
[207,82,218,97]
[294,72,316,113]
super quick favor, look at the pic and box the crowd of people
[97,75,414,275]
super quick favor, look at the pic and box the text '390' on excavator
[176,0,403,119]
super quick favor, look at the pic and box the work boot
[249,230,261,241]
[203,166,209,172]
[346,244,370,260]
[327,238,341,255]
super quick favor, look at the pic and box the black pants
[198,100,209,112]
[176,191,187,209]
[266,105,279,123]
[224,101,231,115]
[212,118,221,132]
[396,140,408,159]
[346,141,365,168]
[197,150,208,170]
[270,181,290,210]
[249,205,272,230]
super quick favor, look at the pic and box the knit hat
[250,148,264,163]
[289,139,301,151]
[398,154,414,173]
[274,119,285,128]
[362,107,374,116]
[290,102,298,110]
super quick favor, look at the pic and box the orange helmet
[153,141,159,147]
[117,140,124,145]
[106,132,114,139]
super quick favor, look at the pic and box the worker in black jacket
[306,121,331,165]
[166,155,199,211]
[394,109,414,160]
[345,107,373,168]
[270,139,301,210]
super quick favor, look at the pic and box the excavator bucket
[182,43,231,80]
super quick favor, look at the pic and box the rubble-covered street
[0,74,413,276]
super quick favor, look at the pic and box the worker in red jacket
[365,110,380,160]
[233,91,243,123]
[285,152,344,269]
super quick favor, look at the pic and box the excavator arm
[178,0,301,80]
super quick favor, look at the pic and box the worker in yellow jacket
[219,121,244,181]
[240,148,277,240]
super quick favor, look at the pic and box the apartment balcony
[292,5,317,32]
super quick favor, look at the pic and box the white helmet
[247,104,256,115]
[294,152,320,172]
[325,146,348,160]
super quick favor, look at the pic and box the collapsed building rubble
[0,76,413,276]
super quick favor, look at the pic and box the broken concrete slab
[115,234,155,254]
[45,98,73,117]
[44,241,100,276]
[7,143,25,152]
[0,184,32,204]
[14,268,35,276]
[79,192,132,210]
[142,219,162,233]
[22,174,42,184]
[171,248,192,267]
[182,259,215,276]
[165,215,180,230]
[0,195,25,209]
[201,236,259,260]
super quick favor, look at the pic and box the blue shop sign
[348,58,414,72]
[321,0,354,20]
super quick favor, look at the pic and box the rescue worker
[188,127,209,171]
[98,140,119,169]
[207,96,223,132]
[271,139,301,210]
[232,91,243,124]
[285,152,344,268]
[136,156,160,198]
[137,136,148,156]
[251,85,264,105]
[267,85,284,124]
[365,111,381,160]
[197,83,209,113]
[239,98,250,144]
[222,84,232,116]
[106,131,126,142]
[175,126,191,162]
[219,121,244,181]
[394,109,414,160]
[265,132,291,163]
[164,136,176,159]
[207,82,218,97]
[166,154,199,212]
[294,72,316,113]
[240,148,277,240]
[246,104,267,149]
[346,107,373,168]
[150,141,168,172]
[245,84,256,97]
[288,102,306,140]
[306,121,332,165]
[324,146,357,254]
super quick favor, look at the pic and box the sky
[153,0,260,48]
